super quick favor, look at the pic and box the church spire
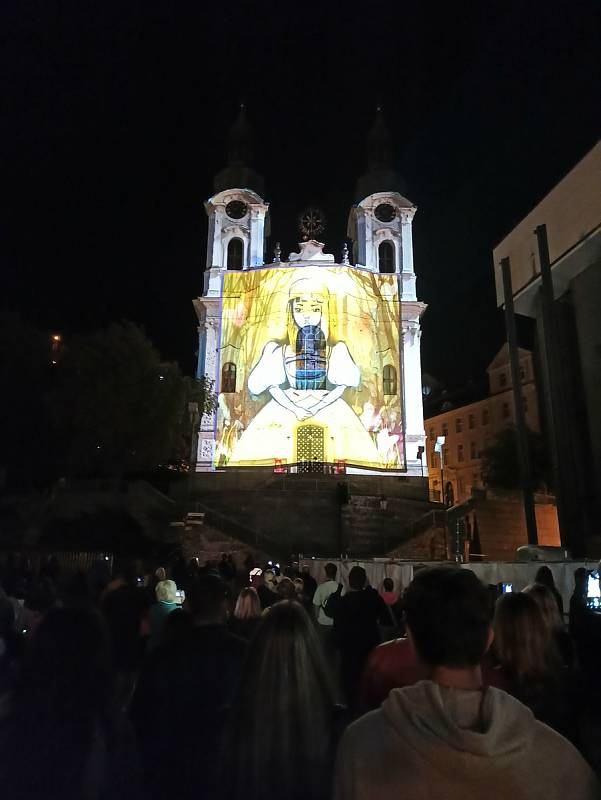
[355,107,406,202]
[367,106,392,171]
[213,105,265,196]
[227,104,253,166]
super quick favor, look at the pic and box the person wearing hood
[335,566,600,800]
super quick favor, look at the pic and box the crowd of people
[0,551,600,799]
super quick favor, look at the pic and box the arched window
[227,238,244,270]
[221,362,237,393]
[383,364,397,396]
[378,240,395,273]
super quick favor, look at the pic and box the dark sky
[3,1,600,384]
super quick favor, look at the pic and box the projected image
[215,266,404,471]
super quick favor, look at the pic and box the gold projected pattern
[215,266,405,472]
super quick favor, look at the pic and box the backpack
[323,583,343,619]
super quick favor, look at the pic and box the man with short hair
[313,562,340,626]
[335,566,600,800]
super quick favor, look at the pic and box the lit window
[378,241,395,274]
[383,364,397,396]
[499,372,507,388]
[455,418,463,433]
[468,414,475,430]
[221,362,237,393]
[457,444,464,462]
[227,238,244,269]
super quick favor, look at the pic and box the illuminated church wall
[215,266,404,471]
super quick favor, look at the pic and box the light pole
[434,436,446,504]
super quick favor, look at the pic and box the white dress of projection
[228,340,382,467]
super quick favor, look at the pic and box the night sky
[3,2,600,385]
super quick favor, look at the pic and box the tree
[0,312,53,489]
[50,321,215,477]
[481,426,550,491]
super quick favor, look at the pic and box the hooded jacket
[335,680,600,800]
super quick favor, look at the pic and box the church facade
[193,110,427,478]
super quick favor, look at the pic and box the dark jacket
[131,624,246,800]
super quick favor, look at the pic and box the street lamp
[434,436,446,503]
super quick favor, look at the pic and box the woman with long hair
[229,586,262,640]
[493,592,577,742]
[0,607,140,800]
[223,600,342,800]
[534,565,564,618]
[524,582,575,667]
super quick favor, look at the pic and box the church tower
[193,107,269,468]
[347,109,427,478]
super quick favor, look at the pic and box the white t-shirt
[313,579,342,627]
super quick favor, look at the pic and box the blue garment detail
[295,325,327,390]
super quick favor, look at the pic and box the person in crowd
[276,576,297,602]
[301,564,318,602]
[333,566,388,710]
[0,607,141,800]
[358,635,426,711]
[524,582,575,667]
[61,569,94,610]
[535,565,564,618]
[229,586,262,640]
[293,576,314,612]
[223,600,343,800]
[380,577,399,607]
[147,579,180,650]
[130,574,246,800]
[313,562,342,641]
[492,591,578,743]
[570,568,589,634]
[335,566,600,800]
[263,568,278,594]
[101,562,146,703]
[0,587,22,718]
[21,577,57,639]
[250,568,277,610]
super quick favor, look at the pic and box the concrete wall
[493,141,601,302]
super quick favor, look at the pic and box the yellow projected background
[215,266,404,471]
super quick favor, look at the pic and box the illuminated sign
[215,266,405,472]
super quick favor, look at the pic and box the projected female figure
[228,276,382,467]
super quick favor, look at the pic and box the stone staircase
[177,472,445,559]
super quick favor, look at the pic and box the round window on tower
[374,203,396,223]
[225,200,248,220]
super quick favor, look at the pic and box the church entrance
[296,425,325,473]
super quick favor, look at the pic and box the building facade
[493,140,601,555]
[426,345,539,505]
[193,110,427,477]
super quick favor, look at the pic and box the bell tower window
[378,241,395,274]
[221,362,237,393]
[227,238,244,270]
